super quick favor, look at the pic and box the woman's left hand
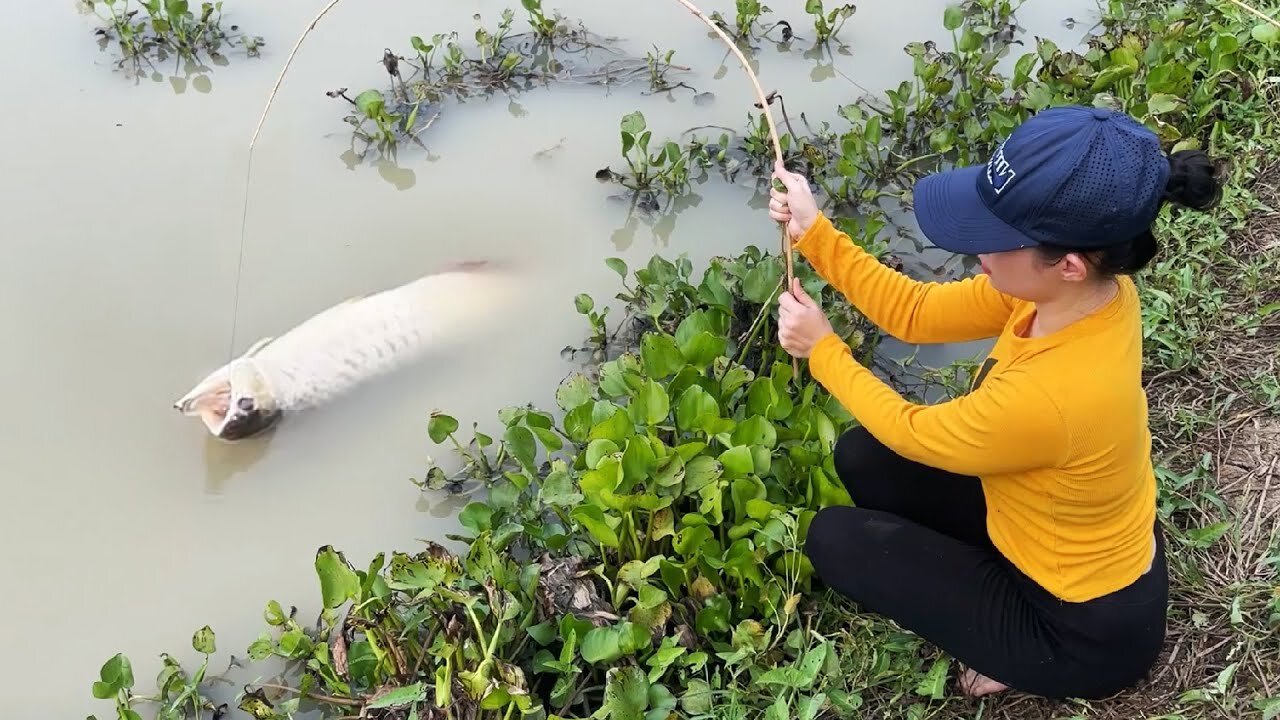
[778,278,835,359]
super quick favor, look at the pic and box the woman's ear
[1057,252,1092,283]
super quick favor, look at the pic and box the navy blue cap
[912,105,1170,255]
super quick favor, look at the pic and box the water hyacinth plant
[86,0,263,64]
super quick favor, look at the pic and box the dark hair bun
[1165,149,1222,210]
[1097,229,1158,275]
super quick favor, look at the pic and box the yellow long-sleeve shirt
[795,212,1157,603]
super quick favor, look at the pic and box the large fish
[175,260,519,440]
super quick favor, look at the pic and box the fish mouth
[218,407,283,440]
[173,366,282,441]
[174,388,233,436]
[173,394,281,440]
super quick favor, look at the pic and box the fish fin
[243,336,275,357]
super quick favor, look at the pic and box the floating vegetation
[89,627,230,720]
[84,0,263,66]
[704,0,857,49]
[608,0,1280,220]
[333,4,691,156]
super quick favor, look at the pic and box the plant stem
[733,278,786,368]
[256,683,363,708]
[1223,0,1280,28]
[465,604,490,652]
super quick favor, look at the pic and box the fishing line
[230,0,347,362]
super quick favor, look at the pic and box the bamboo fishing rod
[672,0,800,377]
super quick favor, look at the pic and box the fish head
[174,357,282,440]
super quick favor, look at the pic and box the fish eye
[236,397,256,413]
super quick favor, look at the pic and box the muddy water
[0,1,1091,714]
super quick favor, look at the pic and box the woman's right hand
[769,160,820,241]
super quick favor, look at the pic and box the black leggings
[804,427,1168,700]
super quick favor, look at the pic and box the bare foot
[959,668,1010,697]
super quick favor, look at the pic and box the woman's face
[977,248,1082,302]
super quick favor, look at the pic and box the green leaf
[246,635,274,661]
[914,656,950,698]
[556,374,595,412]
[315,546,360,609]
[504,425,538,472]
[1186,520,1232,548]
[540,468,583,507]
[695,594,731,635]
[641,333,685,379]
[574,293,594,314]
[731,477,767,519]
[764,696,789,720]
[743,259,783,303]
[698,264,734,308]
[582,626,624,664]
[730,415,777,449]
[630,379,670,427]
[646,683,678,720]
[1146,62,1192,95]
[602,666,650,720]
[606,257,629,279]
[621,437,657,490]
[684,456,722,493]
[237,689,276,719]
[637,583,669,610]
[427,413,458,443]
[618,556,663,585]
[354,89,386,117]
[621,110,646,135]
[586,439,620,469]
[719,446,755,478]
[942,4,963,30]
[721,363,754,399]
[600,359,639,398]
[191,625,216,654]
[1090,63,1134,91]
[458,502,495,535]
[650,508,676,540]
[1146,92,1183,115]
[647,639,687,682]
[367,682,427,708]
[799,693,827,720]
[98,653,134,692]
[674,311,713,347]
[263,600,287,626]
[680,332,727,369]
[1252,21,1280,43]
[528,621,556,646]
[676,386,720,434]
[674,524,715,558]
[681,679,713,714]
[572,505,621,547]
[654,455,685,489]
[589,405,634,444]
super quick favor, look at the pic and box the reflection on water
[202,432,274,494]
